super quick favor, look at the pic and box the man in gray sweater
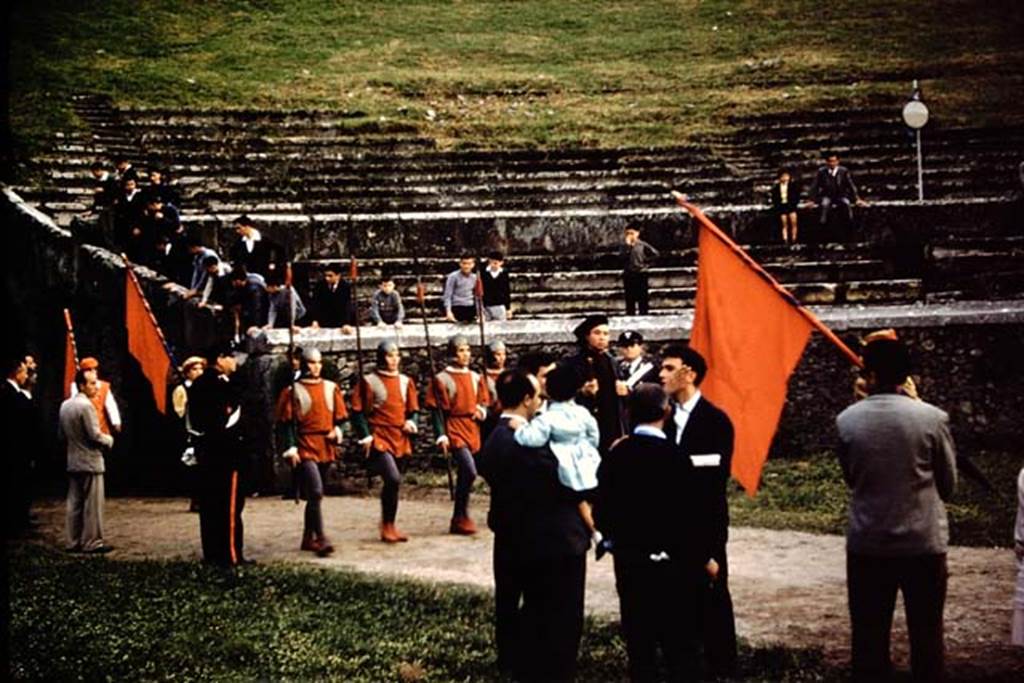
[59,369,116,553]
[837,338,956,682]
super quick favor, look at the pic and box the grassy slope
[9,0,1024,153]
[8,544,837,682]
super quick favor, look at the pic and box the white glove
[436,434,450,447]
[282,446,299,459]
[332,426,343,443]
[180,447,197,467]
[358,435,374,447]
[475,405,488,421]
[404,419,418,434]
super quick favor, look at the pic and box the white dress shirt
[673,389,702,444]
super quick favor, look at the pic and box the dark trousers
[699,549,737,677]
[452,446,477,519]
[624,271,650,316]
[371,450,403,523]
[298,460,327,537]
[614,554,702,682]
[847,552,947,682]
[493,538,586,682]
[198,466,245,567]
[451,305,477,323]
[819,195,853,226]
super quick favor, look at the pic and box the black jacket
[228,237,280,277]
[478,418,591,559]
[187,369,245,472]
[309,280,353,327]
[769,181,801,211]
[595,431,711,565]
[664,396,734,559]
[480,268,511,308]
[566,347,624,452]
[808,166,859,203]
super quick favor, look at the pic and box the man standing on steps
[443,255,479,323]
[621,226,659,316]
[60,369,115,554]
[275,347,348,557]
[308,262,355,335]
[837,338,956,682]
[478,369,589,681]
[660,343,737,677]
[350,340,420,544]
[807,152,867,230]
[426,335,491,535]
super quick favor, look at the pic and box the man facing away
[837,338,956,681]
[60,369,115,554]
[477,369,589,682]
[595,383,709,682]
[660,344,737,677]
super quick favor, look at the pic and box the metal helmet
[300,347,322,375]
[447,334,471,358]
[484,340,507,367]
[376,339,400,367]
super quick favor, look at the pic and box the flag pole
[121,254,177,368]
[63,308,80,367]
[671,192,862,368]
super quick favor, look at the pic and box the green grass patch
[7,543,842,681]
[8,0,1024,156]
[730,450,1023,547]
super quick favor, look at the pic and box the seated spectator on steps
[807,152,867,227]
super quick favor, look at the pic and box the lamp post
[902,80,929,203]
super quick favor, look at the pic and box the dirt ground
[28,492,1024,679]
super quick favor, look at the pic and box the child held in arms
[509,363,602,540]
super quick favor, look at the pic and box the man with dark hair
[660,342,737,676]
[621,227,659,316]
[59,369,115,553]
[114,156,139,184]
[229,215,278,277]
[4,356,39,536]
[89,160,118,211]
[276,347,348,557]
[426,335,491,535]
[837,338,956,681]
[566,314,623,453]
[185,236,220,292]
[807,152,867,227]
[188,346,249,567]
[478,369,590,681]
[443,255,478,323]
[351,340,420,543]
[595,382,708,681]
[309,263,354,334]
[369,273,405,327]
[480,251,512,321]
[146,168,180,208]
[228,266,268,331]
[114,176,146,255]
[615,331,659,404]
[264,269,307,330]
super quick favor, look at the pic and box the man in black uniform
[478,369,590,681]
[660,344,737,677]
[566,314,623,454]
[615,330,660,418]
[188,345,249,567]
[595,383,710,682]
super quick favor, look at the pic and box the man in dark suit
[308,262,354,334]
[3,355,40,537]
[228,214,280,278]
[188,346,248,567]
[807,152,867,227]
[595,382,710,682]
[660,343,737,677]
[478,369,590,682]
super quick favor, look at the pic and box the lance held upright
[275,347,348,557]
[350,340,420,543]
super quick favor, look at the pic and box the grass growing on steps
[8,0,1024,158]
[729,449,1022,548]
[8,543,840,681]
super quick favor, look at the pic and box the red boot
[381,522,409,543]
[449,515,477,536]
[315,537,335,557]
[300,530,317,551]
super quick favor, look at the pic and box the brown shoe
[449,515,477,536]
[381,522,409,543]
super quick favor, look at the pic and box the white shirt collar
[678,389,701,413]
[242,229,261,250]
[7,378,23,394]
[634,424,666,439]
[487,265,503,276]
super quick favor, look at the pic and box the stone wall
[4,187,1023,495]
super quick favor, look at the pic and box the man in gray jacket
[59,369,115,553]
[837,338,956,681]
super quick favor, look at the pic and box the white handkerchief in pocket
[690,453,721,467]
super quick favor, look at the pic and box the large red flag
[125,267,172,413]
[63,308,78,399]
[678,194,860,495]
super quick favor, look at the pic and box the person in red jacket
[426,335,491,534]
[275,347,348,557]
[351,340,420,543]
